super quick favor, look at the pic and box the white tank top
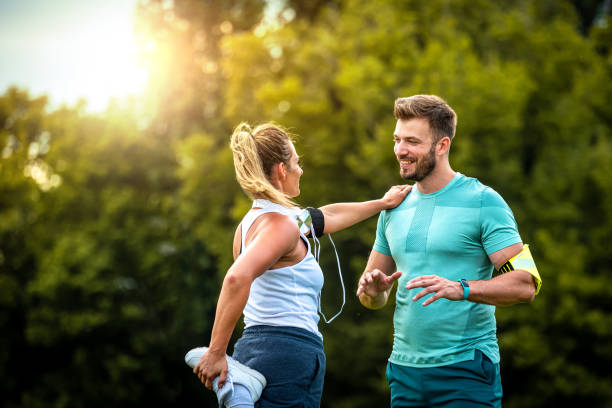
[241,201,324,338]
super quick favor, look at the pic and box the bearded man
[357,95,542,408]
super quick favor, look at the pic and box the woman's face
[282,141,303,198]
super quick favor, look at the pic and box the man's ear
[437,137,451,155]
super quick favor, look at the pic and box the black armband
[306,207,325,238]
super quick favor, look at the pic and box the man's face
[393,118,437,182]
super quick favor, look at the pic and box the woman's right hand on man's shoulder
[380,184,412,209]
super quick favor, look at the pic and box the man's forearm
[468,270,536,306]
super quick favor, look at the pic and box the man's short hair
[394,95,457,142]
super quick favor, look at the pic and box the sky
[0,0,146,112]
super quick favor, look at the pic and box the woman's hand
[380,184,412,209]
[194,349,228,390]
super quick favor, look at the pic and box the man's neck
[415,161,456,194]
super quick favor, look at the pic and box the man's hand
[406,275,465,306]
[194,349,228,390]
[357,269,402,297]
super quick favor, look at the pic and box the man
[356,95,542,407]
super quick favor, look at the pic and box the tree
[0,89,218,407]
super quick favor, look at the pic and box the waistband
[242,325,324,348]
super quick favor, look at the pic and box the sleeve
[372,210,392,256]
[480,188,522,255]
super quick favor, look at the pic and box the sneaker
[185,347,267,402]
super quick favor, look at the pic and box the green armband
[497,244,542,295]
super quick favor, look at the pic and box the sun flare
[65,22,149,111]
[0,1,149,112]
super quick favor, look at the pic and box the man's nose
[395,141,410,156]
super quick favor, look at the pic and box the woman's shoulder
[257,211,299,232]
[248,210,300,241]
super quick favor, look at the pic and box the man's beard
[400,143,437,182]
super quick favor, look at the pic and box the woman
[192,122,410,407]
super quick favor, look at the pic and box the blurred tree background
[1,0,611,407]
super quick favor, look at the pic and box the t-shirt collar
[413,172,463,197]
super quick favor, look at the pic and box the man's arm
[406,243,536,307]
[469,242,536,305]
[357,250,401,310]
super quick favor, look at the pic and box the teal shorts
[386,350,503,408]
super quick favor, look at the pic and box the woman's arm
[320,185,411,234]
[194,213,300,389]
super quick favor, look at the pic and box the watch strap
[459,279,470,300]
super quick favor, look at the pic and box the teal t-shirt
[373,173,521,367]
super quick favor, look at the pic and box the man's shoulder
[434,174,485,206]
[454,173,486,192]
[454,175,508,208]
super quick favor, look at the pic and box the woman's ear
[272,162,285,181]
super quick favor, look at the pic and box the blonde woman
[189,123,411,407]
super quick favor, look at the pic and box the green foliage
[0,89,218,407]
[1,0,611,407]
